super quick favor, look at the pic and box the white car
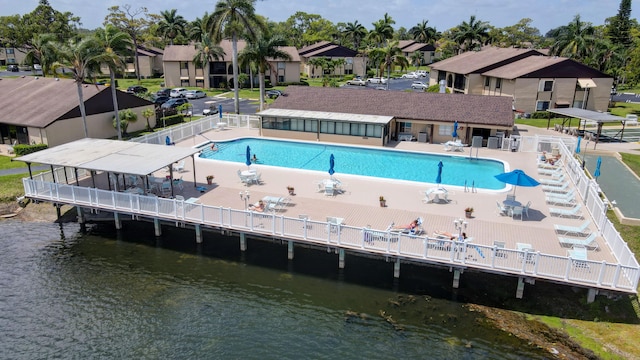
[411,81,429,90]
[401,72,418,79]
[367,77,388,84]
[346,78,366,86]
[185,90,206,99]
[415,70,429,77]
[170,87,188,98]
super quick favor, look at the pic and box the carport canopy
[547,108,628,148]
[15,138,200,177]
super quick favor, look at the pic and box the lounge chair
[538,175,565,186]
[554,220,591,236]
[542,182,570,193]
[546,196,576,206]
[538,159,562,170]
[538,166,564,176]
[550,204,583,218]
[558,233,598,250]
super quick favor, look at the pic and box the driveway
[189,95,258,115]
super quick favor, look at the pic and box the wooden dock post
[240,233,247,251]
[75,206,83,223]
[195,224,202,244]
[452,268,461,288]
[516,277,525,299]
[338,249,345,269]
[154,218,161,236]
[587,288,598,303]
[393,258,401,278]
[287,240,294,260]
[114,212,122,230]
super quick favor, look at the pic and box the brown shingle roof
[0,77,151,128]
[298,41,332,55]
[431,47,545,74]
[482,56,566,79]
[271,86,514,127]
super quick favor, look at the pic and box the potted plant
[379,196,386,207]
[206,175,214,185]
[287,186,295,195]
[464,207,474,218]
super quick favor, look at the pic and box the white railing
[132,114,260,145]
[22,177,639,293]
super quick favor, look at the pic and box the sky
[5,0,640,34]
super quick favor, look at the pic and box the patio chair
[496,201,508,216]
[173,160,186,173]
[506,194,516,202]
[511,206,524,220]
[550,204,583,218]
[237,170,251,185]
[493,241,507,258]
[173,176,184,191]
[522,201,531,218]
[554,220,591,236]
[542,182,570,193]
[299,214,311,229]
[324,182,335,196]
[249,172,261,185]
[161,181,172,196]
[326,216,344,234]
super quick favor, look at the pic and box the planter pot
[380,200,386,207]
[288,189,295,195]
[465,211,473,218]
[207,178,213,185]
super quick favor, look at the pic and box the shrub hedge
[13,143,48,156]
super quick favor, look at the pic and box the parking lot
[341,77,430,92]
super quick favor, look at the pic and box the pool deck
[147,126,630,265]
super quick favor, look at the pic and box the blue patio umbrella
[328,153,335,176]
[494,169,540,195]
[436,161,443,184]
[218,104,223,119]
[245,145,252,167]
[452,121,458,139]
[594,156,602,180]
[575,136,582,154]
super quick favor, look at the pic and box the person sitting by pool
[210,143,218,151]
[248,200,265,212]
[389,219,419,231]
[251,154,258,163]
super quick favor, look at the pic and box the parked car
[203,105,219,116]
[33,64,42,71]
[415,70,429,77]
[411,81,429,90]
[185,90,206,99]
[266,89,283,99]
[161,98,189,109]
[126,85,148,94]
[346,78,366,86]
[367,77,388,84]
[401,72,418,79]
[152,95,170,106]
[170,87,188,98]
[156,88,171,97]
[7,64,19,72]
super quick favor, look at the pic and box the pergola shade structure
[547,108,628,148]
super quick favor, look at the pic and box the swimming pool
[200,138,506,190]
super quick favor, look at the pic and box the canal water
[0,220,548,359]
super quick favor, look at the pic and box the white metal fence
[132,114,260,145]
[22,176,639,293]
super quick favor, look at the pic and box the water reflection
[0,220,547,359]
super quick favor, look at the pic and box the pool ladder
[464,180,477,193]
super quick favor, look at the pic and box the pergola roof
[547,108,626,123]
[15,138,200,176]
[257,108,394,124]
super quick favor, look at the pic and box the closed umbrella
[575,136,582,154]
[245,145,252,167]
[218,104,223,119]
[494,169,540,195]
[594,156,602,181]
[436,161,443,185]
[452,121,458,139]
[328,153,335,176]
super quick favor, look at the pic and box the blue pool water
[200,138,506,189]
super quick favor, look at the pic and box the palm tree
[452,15,490,53]
[112,109,137,137]
[549,15,595,61]
[193,34,225,70]
[239,33,291,111]
[209,0,266,114]
[342,21,367,50]
[23,33,57,77]
[141,108,155,131]
[95,25,133,141]
[158,9,187,45]
[411,51,424,69]
[188,12,212,42]
[368,20,394,47]
[307,57,329,78]
[410,20,438,44]
[54,37,103,138]
[370,40,408,87]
